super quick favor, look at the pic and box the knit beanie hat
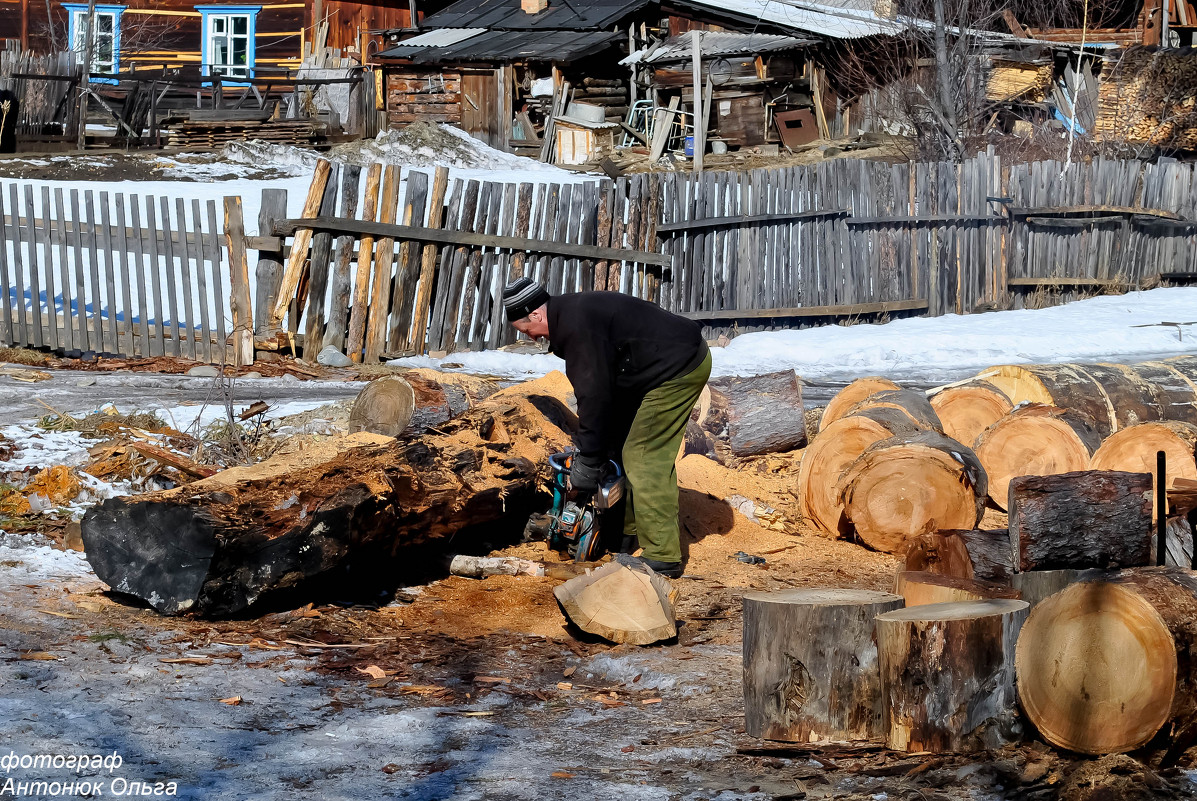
[503,277,551,321]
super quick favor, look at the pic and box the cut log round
[1015,567,1197,754]
[553,555,677,645]
[796,407,924,538]
[1090,421,1197,509]
[973,404,1101,510]
[893,570,1020,606]
[820,376,900,431]
[903,528,1015,582]
[401,369,501,433]
[81,371,578,616]
[348,376,416,438]
[711,370,806,457]
[1011,568,1085,607]
[743,588,904,742]
[1008,470,1153,571]
[843,388,943,432]
[878,599,1030,753]
[838,431,987,553]
[929,380,1013,448]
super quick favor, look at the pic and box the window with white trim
[65,4,125,76]
[198,6,261,80]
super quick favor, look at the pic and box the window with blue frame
[64,4,126,77]
[197,6,261,80]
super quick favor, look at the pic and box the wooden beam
[679,299,929,321]
[658,208,850,233]
[846,214,1004,226]
[1007,277,1130,288]
[1007,205,1183,220]
[272,217,671,267]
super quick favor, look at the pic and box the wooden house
[0,0,423,77]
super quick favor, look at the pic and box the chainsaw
[524,451,625,562]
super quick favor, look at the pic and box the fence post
[254,188,287,336]
[224,195,254,366]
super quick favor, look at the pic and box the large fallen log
[902,529,1015,582]
[819,376,900,431]
[1015,567,1197,754]
[983,363,1162,439]
[796,407,924,537]
[973,404,1101,510]
[878,599,1029,753]
[1008,470,1153,571]
[838,431,987,553]
[1131,361,1197,427]
[708,370,806,457]
[928,380,1012,448]
[80,372,578,616]
[743,588,904,742]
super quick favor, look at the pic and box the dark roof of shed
[379,29,622,62]
[416,0,652,31]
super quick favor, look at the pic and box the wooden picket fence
[7,151,1197,366]
[0,185,235,362]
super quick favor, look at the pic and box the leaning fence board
[269,158,332,329]
[224,196,253,366]
[427,177,466,353]
[365,164,401,362]
[347,163,382,362]
[439,179,481,353]
[303,163,342,357]
[187,199,212,363]
[485,182,522,350]
[409,166,451,356]
[325,164,361,352]
[390,168,428,355]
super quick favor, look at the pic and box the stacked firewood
[571,77,630,125]
[1095,46,1197,148]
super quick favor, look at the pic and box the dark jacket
[547,292,706,457]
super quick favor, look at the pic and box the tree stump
[709,370,807,457]
[1011,569,1085,607]
[1015,567,1197,754]
[843,388,943,432]
[903,529,1015,582]
[743,588,904,742]
[894,570,1020,606]
[878,599,1030,753]
[1008,470,1153,571]
[820,376,901,431]
[838,431,987,553]
[929,380,1013,448]
[553,555,678,645]
[796,407,924,538]
[974,404,1101,511]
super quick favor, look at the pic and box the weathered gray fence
[0,186,232,361]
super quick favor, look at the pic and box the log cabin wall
[387,66,464,128]
[320,1,414,60]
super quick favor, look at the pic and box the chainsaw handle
[548,451,621,478]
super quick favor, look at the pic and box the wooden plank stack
[164,118,326,148]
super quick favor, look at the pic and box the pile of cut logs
[797,356,1197,558]
[754,354,1197,758]
[747,469,1197,756]
[570,77,631,126]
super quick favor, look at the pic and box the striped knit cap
[502,277,551,321]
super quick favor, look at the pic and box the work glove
[569,454,605,496]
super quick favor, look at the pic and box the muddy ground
[3,364,1197,800]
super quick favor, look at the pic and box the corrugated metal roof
[681,0,911,39]
[418,0,652,31]
[379,29,622,62]
[388,27,489,48]
[622,31,815,64]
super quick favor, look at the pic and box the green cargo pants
[622,349,713,563]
